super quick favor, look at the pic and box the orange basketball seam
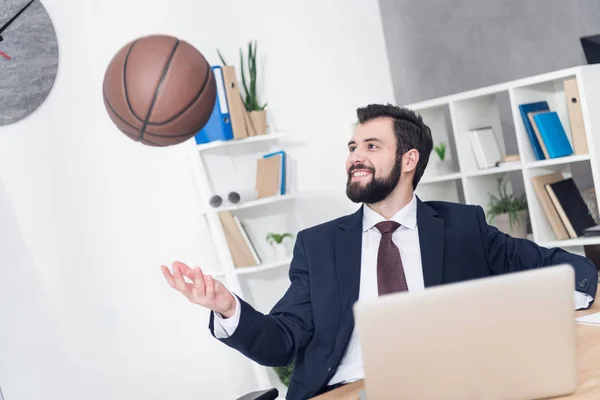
[123,40,144,124]
[139,39,181,142]
[143,51,212,126]
[103,89,202,139]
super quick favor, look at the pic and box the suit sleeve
[208,230,314,367]
[475,205,597,308]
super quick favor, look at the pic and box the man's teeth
[353,171,371,177]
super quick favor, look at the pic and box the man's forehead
[351,118,394,142]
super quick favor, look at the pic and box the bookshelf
[187,131,303,398]
[410,65,600,257]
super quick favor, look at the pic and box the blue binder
[532,112,574,158]
[518,101,549,160]
[194,66,234,145]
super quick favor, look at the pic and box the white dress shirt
[327,194,423,385]
[213,195,593,384]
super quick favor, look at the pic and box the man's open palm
[161,261,236,318]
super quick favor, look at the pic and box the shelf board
[234,257,293,276]
[421,172,462,184]
[464,162,522,178]
[524,154,591,169]
[195,132,287,152]
[202,193,298,214]
[406,66,585,111]
[539,236,600,249]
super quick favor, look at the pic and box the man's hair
[356,103,433,189]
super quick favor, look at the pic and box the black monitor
[580,34,600,64]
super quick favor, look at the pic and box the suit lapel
[417,198,445,287]
[335,206,363,316]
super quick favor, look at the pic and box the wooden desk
[312,293,600,400]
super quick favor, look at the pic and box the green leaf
[274,363,294,387]
[433,142,446,160]
[266,232,293,245]
[239,48,251,110]
[216,49,227,66]
[485,177,528,229]
[250,41,257,110]
[227,40,266,112]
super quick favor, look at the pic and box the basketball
[102,34,216,147]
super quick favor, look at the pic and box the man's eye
[349,146,356,152]
[368,144,377,149]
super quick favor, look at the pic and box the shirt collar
[362,194,418,232]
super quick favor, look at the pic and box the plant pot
[272,244,287,260]
[494,210,529,239]
[435,159,453,175]
[249,110,267,136]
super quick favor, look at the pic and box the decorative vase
[272,244,287,260]
[249,110,267,135]
[435,159,453,175]
[494,210,529,239]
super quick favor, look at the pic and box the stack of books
[518,78,589,161]
[532,172,597,240]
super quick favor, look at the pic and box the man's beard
[346,158,402,204]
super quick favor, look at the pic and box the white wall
[0,0,394,399]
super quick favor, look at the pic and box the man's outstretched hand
[161,261,237,318]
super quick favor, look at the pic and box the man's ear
[402,149,420,172]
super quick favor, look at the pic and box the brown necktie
[375,221,408,295]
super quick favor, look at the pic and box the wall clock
[0,0,59,126]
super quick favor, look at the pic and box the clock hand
[0,50,10,60]
[0,0,36,41]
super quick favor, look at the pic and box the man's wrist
[219,296,237,319]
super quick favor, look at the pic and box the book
[531,173,569,240]
[468,127,502,169]
[532,112,573,158]
[264,150,286,194]
[218,211,259,267]
[545,178,596,238]
[255,155,281,198]
[518,101,549,160]
[564,78,589,155]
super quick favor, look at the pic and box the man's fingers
[181,268,195,283]
[205,274,215,299]
[161,265,175,288]
[176,262,195,282]
[172,263,191,293]
[192,267,206,298]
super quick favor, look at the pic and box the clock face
[0,0,58,126]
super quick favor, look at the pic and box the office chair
[235,388,279,400]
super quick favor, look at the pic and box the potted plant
[274,362,294,387]
[217,41,268,135]
[433,141,452,174]
[266,232,293,259]
[486,177,529,238]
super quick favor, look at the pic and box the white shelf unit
[409,65,600,256]
[187,132,305,398]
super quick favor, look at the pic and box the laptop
[353,265,578,400]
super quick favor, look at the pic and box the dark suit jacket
[209,198,598,400]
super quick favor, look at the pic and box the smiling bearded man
[161,103,597,400]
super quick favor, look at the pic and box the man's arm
[475,206,597,308]
[208,230,314,367]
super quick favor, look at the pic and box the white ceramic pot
[272,244,287,260]
[435,159,453,174]
[494,210,529,239]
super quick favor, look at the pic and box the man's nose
[349,148,366,163]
